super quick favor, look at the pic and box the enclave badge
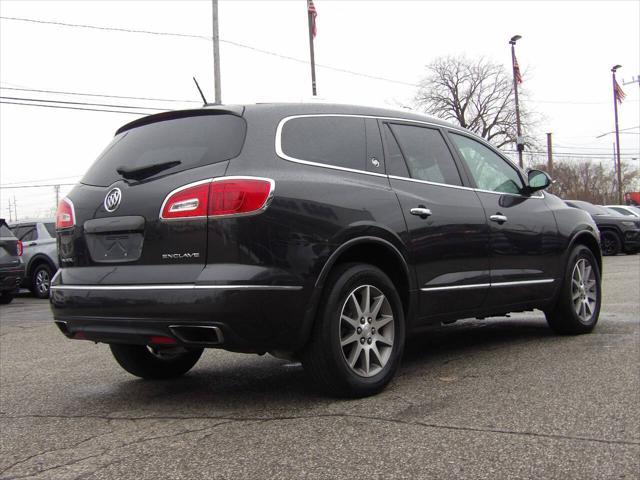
[104,188,122,212]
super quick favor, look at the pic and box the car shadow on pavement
[93,316,557,410]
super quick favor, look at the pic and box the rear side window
[280,116,366,170]
[388,124,462,186]
[12,225,37,241]
[82,114,247,187]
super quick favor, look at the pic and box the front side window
[450,133,524,194]
[388,124,462,186]
[280,116,366,170]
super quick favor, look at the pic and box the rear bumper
[0,265,25,293]
[50,283,310,352]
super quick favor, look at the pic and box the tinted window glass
[281,116,366,170]
[13,225,37,241]
[450,133,523,194]
[44,223,56,237]
[0,222,15,238]
[82,114,247,187]
[389,124,462,186]
[382,124,409,177]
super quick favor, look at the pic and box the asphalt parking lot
[1,256,638,480]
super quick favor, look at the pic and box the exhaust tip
[54,320,70,336]
[168,325,224,345]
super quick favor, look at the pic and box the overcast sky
[1,0,639,219]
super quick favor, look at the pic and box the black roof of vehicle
[116,103,453,135]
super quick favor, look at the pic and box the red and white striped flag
[614,79,626,104]
[308,0,317,38]
[513,55,523,84]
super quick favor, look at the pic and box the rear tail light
[56,197,76,230]
[161,177,274,220]
[17,241,23,256]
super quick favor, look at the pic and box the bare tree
[415,55,536,149]
[530,159,639,204]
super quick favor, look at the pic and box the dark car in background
[565,200,640,256]
[0,219,25,304]
[51,104,603,397]
[9,219,58,298]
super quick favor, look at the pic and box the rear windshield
[0,221,15,238]
[82,114,246,186]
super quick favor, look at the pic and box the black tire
[601,231,621,256]
[30,263,53,299]
[302,263,405,398]
[545,245,601,335]
[110,344,204,379]
[0,292,14,304]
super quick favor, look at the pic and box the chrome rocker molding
[50,284,303,291]
[420,278,554,292]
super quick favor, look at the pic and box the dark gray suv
[51,103,602,397]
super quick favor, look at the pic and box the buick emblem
[104,188,122,212]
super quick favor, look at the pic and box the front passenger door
[448,132,561,308]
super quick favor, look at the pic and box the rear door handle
[490,214,508,224]
[410,207,432,219]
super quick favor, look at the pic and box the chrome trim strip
[421,283,490,292]
[420,278,554,292]
[490,279,555,288]
[169,325,224,344]
[275,114,544,199]
[50,284,303,291]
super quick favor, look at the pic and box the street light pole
[510,35,524,168]
[212,0,222,104]
[612,65,623,204]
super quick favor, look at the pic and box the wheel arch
[568,230,602,274]
[27,254,57,279]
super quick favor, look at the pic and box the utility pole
[546,133,553,175]
[307,0,318,96]
[54,184,60,207]
[7,198,13,222]
[611,65,623,204]
[509,35,524,168]
[12,196,17,221]
[212,0,222,104]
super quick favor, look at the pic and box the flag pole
[307,1,317,96]
[509,35,523,168]
[612,65,623,204]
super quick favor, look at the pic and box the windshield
[81,114,246,187]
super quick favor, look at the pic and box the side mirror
[525,169,552,193]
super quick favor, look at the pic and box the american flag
[308,0,317,38]
[614,79,626,104]
[513,55,523,84]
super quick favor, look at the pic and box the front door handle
[490,214,508,224]
[410,207,432,219]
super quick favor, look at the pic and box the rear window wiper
[116,160,181,181]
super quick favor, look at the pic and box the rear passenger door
[381,121,490,321]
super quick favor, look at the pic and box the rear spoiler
[115,105,245,136]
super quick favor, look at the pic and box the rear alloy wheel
[110,344,203,379]
[546,245,601,334]
[302,263,405,397]
[31,264,53,299]
[601,231,621,256]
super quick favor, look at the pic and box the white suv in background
[9,219,58,298]
[605,205,640,218]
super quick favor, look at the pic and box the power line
[0,95,169,111]
[0,183,77,189]
[0,86,200,104]
[0,175,81,187]
[0,15,420,88]
[0,100,153,115]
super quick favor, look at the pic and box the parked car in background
[565,200,640,256]
[0,219,25,304]
[51,104,604,397]
[605,204,640,218]
[9,219,58,298]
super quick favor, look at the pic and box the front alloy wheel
[570,258,598,324]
